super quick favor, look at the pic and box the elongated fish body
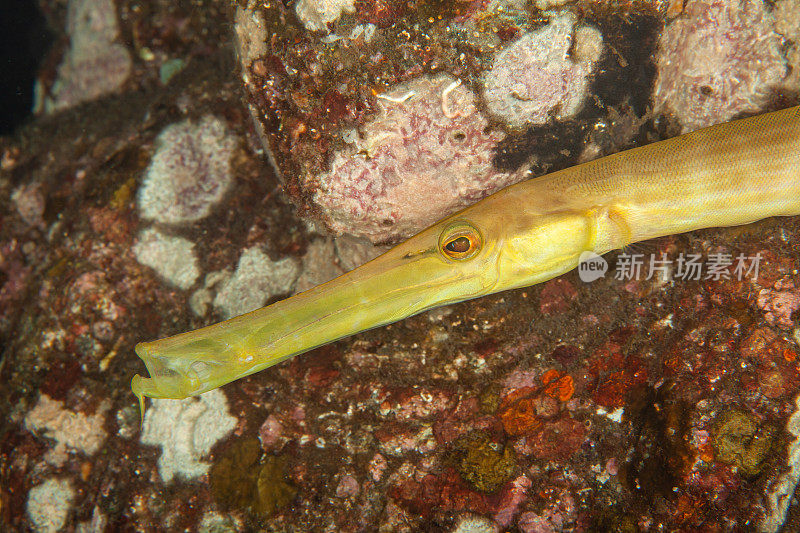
[132,106,800,414]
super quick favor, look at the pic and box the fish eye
[439,222,482,261]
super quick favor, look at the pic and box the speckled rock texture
[2,0,800,531]
[234,0,669,243]
[653,0,787,133]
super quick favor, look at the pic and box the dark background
[0,0,52,135]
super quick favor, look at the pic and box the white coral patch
[133,228,201,290]
[774,0,800,42]
[483,12,603,128]
[313,74,530,243]
[774,0,800,92]
[452,514,499,533]
[653,0,787,132]
[760,394,800,532]
[26,478,74,533]
[199,511,242,533]
[295,0,356,32]
[140,389,237,483]
[24,394,109,466]
[43,0,132,112]
[213,247,299,319]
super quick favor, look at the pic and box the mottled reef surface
[2,0,800,531]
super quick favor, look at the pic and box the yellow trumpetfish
[132,106,800,415]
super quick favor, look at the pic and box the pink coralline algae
[517,509,563,533]
[312,74,529,243]
[335,474,360,498]
[494,475,531,528]
[757,279,800,328]
[517,487,575,532]
[513,417,586,461]
[775,0,800,91]
[368,453,388,481]
[42,0,132,112]
[375,422,436,456]
[259,414,287,451]
[538,278,578,315]
[482,12,603,129]
[138,115,238,225]
[433,397,496,445]
[379,386,453,420]
[652,0,787,133]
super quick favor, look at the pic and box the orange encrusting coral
[498,369,575,436]
[541,369,575,402]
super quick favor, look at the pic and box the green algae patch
[451,430,516,493]
[209,438,297,516]
[711,409,774,477]
[589,508,640,533]
[478,384,502,415]
[255,455,298,516]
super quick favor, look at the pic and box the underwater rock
[761,394,800,532]
[3,0,800,530]
[311,74,529,243]
[40,0,132,112]
[757,278,800,328]
[23,394,108,467]
[233,1,630,242]
[775,0,800,92]
[213,246,299,319]
[294,0,355,32]
[653,0,787,132]
[295,238,343,293]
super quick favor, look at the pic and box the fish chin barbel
[132,106,800,417]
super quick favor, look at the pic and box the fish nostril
[189,361,210,382]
